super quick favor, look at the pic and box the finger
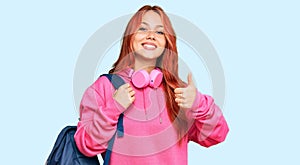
[129,90,135,97]
[187,73,195,86]
[178,103,185,108]
[178,103,183,107]
[174,88,184,94]
[175,98,184,104]
[127,86,134,92]
[125,83,131,88]
[175,93,184,99]
[130,96,135,103]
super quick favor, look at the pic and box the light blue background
[0,0,299,164]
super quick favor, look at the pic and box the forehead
[141,10,163,27]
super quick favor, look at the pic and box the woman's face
[132,10,166,62]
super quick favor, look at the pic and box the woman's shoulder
[90,74,115,91]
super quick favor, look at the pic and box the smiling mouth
[142,43,157,50]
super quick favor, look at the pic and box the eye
[156,31,164,35]
[138,27,147,32]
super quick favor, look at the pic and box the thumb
[187,73,195,86]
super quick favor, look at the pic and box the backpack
[46,74,125,165]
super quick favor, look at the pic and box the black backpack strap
[101,74,126,89]
[100,74,125,165]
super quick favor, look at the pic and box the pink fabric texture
[74,68,229,164]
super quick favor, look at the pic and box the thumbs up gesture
[174,73,197,109]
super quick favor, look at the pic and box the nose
[146,30,155,40]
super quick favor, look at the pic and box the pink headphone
[131,68,163,88]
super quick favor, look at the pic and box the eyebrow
[141,22,164,28]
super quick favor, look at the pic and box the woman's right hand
[113,83,135,110]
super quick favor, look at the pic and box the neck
[134,56,157,73]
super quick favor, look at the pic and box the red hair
[109,5,188,140]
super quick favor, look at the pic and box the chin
[136,51,162,59]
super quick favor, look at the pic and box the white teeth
[143,44,156,49]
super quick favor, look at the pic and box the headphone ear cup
[149,69,163,88]
[131,70,150,88]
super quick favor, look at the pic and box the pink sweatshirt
[74,68,229,165]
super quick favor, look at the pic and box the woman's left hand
[174,73,197,109]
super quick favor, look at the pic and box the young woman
[75,5,229,165]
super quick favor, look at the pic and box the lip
[141,42,157,50]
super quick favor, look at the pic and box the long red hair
[109,5,188,140]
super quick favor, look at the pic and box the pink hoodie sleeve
[187,92,229,147]
[74,76,125,157]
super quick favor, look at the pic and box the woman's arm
[187,92,229,147]
[74,76,125,157]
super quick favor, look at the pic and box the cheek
[158,38,166,48]
[132,34,144,50]
[156,39,166,55]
